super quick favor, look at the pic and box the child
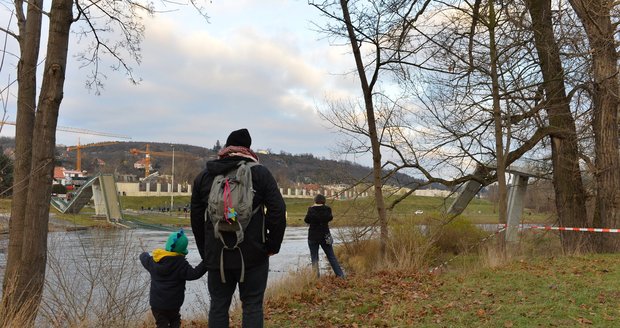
[140,229,207,328]
[304,194,345,278]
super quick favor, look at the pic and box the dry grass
[266,267,318,300]
[0,276,44,328]
[334,220,474,274]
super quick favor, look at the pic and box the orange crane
[66,140,121,171]
[130,144,200,177]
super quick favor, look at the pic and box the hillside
[1,137,424,188]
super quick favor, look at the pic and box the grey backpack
[206,160,262,282]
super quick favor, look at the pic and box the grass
[259,254,620,327]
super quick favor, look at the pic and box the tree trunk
[1,0,43,322]
[488,2,508,256]
[1,0,73,324]
[525,0,589,253]
[339,0,389,257]
[569,0,620,252]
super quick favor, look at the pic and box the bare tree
[524,0,589,252]
[0,0,209,324]
[410,5,548,183]
[568,0,620,252]
[310,0,434,257]
[312,0,559,259]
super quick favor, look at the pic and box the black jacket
[139,250,207,310]
[304,204,333,242]
[190,156,287,270]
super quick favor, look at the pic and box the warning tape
[529,225,620,233]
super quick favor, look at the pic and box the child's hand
[138,237,147,253]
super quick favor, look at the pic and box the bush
[431,218,487,255]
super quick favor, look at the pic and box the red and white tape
[529,225,620,233]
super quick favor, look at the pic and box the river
[0,226,334,322]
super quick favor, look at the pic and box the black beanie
[225,128,252,148]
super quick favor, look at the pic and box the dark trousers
[309,239,345,278]
[207,259,269,328]
[151,308,181,328]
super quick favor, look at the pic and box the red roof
[53,167,66,179]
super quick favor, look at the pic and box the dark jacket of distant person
[304,201,333,242]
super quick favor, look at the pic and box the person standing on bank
[191,128,286,328]
[304,194,345,278]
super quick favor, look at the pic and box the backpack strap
[219,247,245,283]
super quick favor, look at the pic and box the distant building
[383,185,453,198]
[413,189,452,198]
[302,183,321,192]
[53,167,88,187]
[133,158,152,171]
[116,174,139,183]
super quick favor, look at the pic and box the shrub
[431,218,487,255]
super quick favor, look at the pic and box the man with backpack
[191,128,286,328]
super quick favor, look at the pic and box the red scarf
[218,146,259,162]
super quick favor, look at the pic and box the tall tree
[524,0,589,252]
[486,0,510,254]
[568,0,620,252]
[311,0,433,257]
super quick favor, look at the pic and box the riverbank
[262,254,620,327]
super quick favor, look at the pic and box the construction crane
[130,144,200,178]
[66,140,121,171]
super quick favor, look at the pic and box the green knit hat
[165,229,188,255]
